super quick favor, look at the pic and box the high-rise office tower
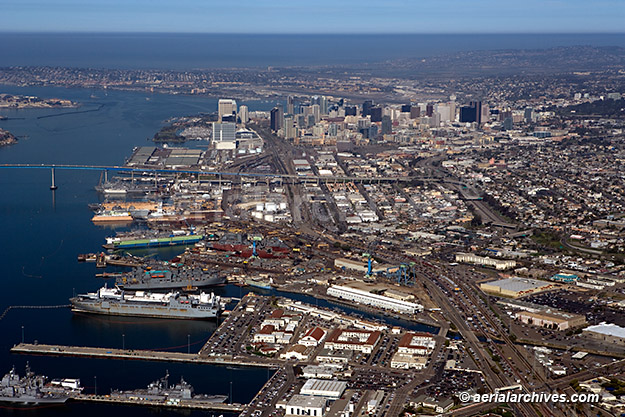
[410,107,421,119]
[426,104,434,117]
[468,101,489,125]
[287,96,294,115]
[401,104,412,113]
[312,104,321,123]
[381,115,392,134]
[369,124,378,140]
[270,106,284,132]
[345,106,357,116]
[370,106,383,123]
[297,114,307,129]
[362,100,373,117]
[524,107,534,124]
[459,106,477,123]
[320,96,328,115]
[239,105,249,124]
[218,99,237,122]
[284,115,297,140]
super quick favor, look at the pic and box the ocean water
[0,33,623,69]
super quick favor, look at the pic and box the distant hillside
[369,46,625,78]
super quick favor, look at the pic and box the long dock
[11,343,281,368]
[71,394,244,412]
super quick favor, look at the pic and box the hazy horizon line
[1,31,624,36]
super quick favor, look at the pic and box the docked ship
[104,229,204,249]
[109,371,227,405]
[115,263,225,290]
[0,364,81,405]
[211,232,249,252]
[91,209,133,224]
[70,285,221,319]
[245,277,272,290]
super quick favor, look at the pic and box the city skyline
[1,0,624,34]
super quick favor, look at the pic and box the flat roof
[287,394,327,408]
[483,277,551,293]
[301,379,347,395]
[584,322,625,339]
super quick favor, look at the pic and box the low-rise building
[514,310,586,331]
[324,328,381,354]
[480,277,555,298]
[316,348,353,364]
[327,285,422,314]
[300,327,327,347]
[397,332,436,355]
[455,252,517,270]
[280,344,310,361]
[390,352,428,369]
[583,322,625,345]
[300,379,347,400]
[286,394,327,417]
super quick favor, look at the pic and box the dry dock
[11,343,281,368]
[71,393,244,412]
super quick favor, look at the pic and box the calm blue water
[0,85,275,416]
[0,33,623,69]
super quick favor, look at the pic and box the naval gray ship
[70,285,221,320]
[110,371,228,405]
[116,264,225,290]
[0,364,81,405]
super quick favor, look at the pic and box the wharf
[11,343,281,368]
[71,393,244,412]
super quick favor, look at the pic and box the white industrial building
[327,285,422,314]
[583,322,625,345]
[300,379,347,399]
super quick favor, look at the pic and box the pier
[70,393,244,412]
[11,343,281,368]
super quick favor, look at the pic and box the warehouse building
[327,285,423,314]
[300,379,347,399]
[514,310,586,331]
[455,253,516,270]
[583,322,625,345]
[480,277,556,298]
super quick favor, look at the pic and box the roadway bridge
[0,163,441,187]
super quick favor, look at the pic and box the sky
[0,0,624,33]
